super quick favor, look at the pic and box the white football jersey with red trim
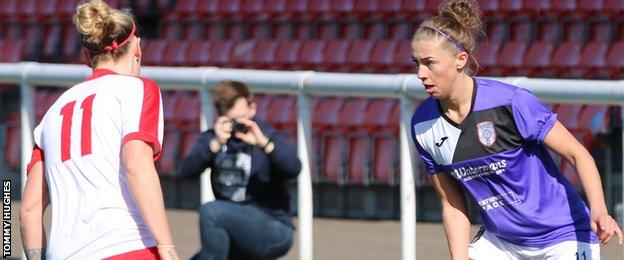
[31,69,163,259]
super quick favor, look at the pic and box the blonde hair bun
[439,0,483,34]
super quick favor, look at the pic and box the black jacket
[178,118,301,226]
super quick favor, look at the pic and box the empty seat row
[478,41,624,79]
[169,0,624,20]
[0,0,170,20]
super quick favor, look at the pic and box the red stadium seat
[157,131,180,175]
[299,40,327,70]
[207,41,235,67]
[347,136,369,183]
[536,22,560,43]
[549,42,582,77]
[313,97,345,131]
[173,92,201,128]
[353,0,379,17]
[475,41,502,75]
[345,40,375,72]
[578,0,605,15]
[185,41,212,66]
[308,0,331,17]
[516,41,555,76]
[370,41,399,72]
[322,136,345,183]
[605,0,624,17]
[499,0,522,15]
[565,42,608,78]
[252,40,280,69]
[163,41,190,66]
[253,94,272,121]
[550,0,577,15]
[173,0,200,18]
[142,40,169,66]
[216,0,242,18]
[321,40,351,72]
[486,22,507,42]
[284,0,309,18]
[266,95,297,129]
[0,41,25,62]
[425,0,443,14]
[240,0,264,18]
[41,25,62,61]
[509,22,532,42]
[16,0,38,19]
[55,0,82,19]
[589,23,612,43]
[579,105,609,134]
[479,0,500,15]
[393,41,414,73]
[522,0,550,16]
[377,0,402,17]
[0,0,19,20]
[262,0,287,16]
[330,0,355,16]
[491,41,528,76]
[180,132,200,157]
[61,26,81,63]
[372,136,397,184]
[602,41,624,78]
[336,98,370,130]
[555,104,583,129]
[362,99,398,131]
[273,40,303,70]
[162,91,181,125]
[5,118,21,169]
[230,40,257,68]
[563,22,586,43]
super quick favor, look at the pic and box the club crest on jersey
[477,121,496,147]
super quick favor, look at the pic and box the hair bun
[439,0,483,32]
[74,0,112,40]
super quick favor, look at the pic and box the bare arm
[544,121,622,245]
[122,140,180,259]
[20,161,49,260]
[431,172,471,259]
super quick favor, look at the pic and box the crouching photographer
[178,81,301,260]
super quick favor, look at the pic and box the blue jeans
[193,200,294,260]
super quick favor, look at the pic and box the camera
[231,118,249,134]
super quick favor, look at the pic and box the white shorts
[469,227,600,260]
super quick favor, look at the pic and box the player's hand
[233,118,269,148]
[157,246,180,260]
[590,212,623,246]
[213,116,232,145]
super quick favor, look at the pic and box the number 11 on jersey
[59,94,96,162]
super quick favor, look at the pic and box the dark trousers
[193,200,294,260]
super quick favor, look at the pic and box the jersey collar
[86,69,118,81]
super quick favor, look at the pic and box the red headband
[103,23,136,53]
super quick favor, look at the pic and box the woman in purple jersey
[409,0,622,259]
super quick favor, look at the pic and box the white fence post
[19,81,35,260]
[399,96,416,260]
[296,71,314,260]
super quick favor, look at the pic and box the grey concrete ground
[7,202,623,259]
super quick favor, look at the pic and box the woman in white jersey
[20,1,179,259]
[410,0,621,259]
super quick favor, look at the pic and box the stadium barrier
[1,62,623,260]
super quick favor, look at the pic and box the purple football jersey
[411,77,598,247]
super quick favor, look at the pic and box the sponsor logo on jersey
[477,121,496,147]
[451,160,507,181]
[478,192,522,211]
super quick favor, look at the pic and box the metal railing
[2,62,623,260]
